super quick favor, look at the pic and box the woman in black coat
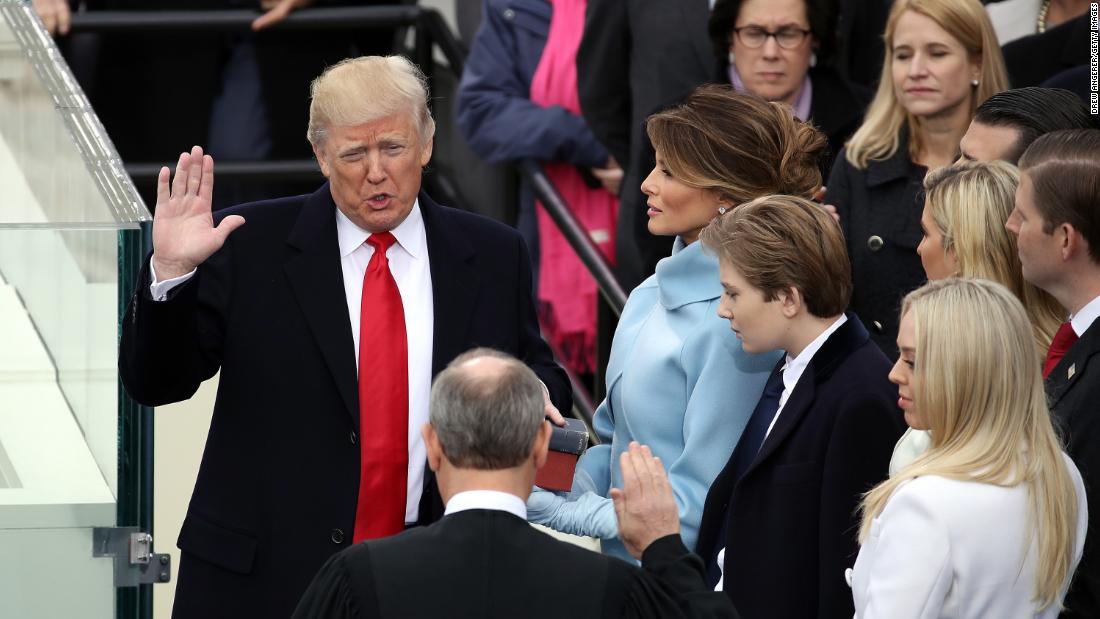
[824,0,1007,355]
[708,0,870,177]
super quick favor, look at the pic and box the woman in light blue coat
[529,85,831,559]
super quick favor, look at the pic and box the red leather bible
[535,418,590,492]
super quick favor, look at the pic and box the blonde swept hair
[307,55,436,147]
[844,0,1008,169]
[922,161,1063,356]
[700,195,851,318]
[859,279,1080,609]
[645,85,827,205]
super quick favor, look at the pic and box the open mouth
[367,193,392,208]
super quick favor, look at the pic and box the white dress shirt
[714,314,848,591]
[1070,293,1100,337]
[444,490,528,520]
[150,200,434,523]
[765,315,847,439]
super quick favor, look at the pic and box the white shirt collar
[1071,294,1100,336]
[782,315,849,391]
[335,198,425,260]
[444,490,528,520]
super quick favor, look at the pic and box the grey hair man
[294,348,740,619]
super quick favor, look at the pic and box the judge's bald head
[429,349,545,470]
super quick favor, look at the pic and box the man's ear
[419,137,434,167]
[422,424,443,473]
[312,142,331,178]
[531,420,552,470]
[779,286,803,319]
[1062,223,1095,264]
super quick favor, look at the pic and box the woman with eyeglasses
[709,0,870,176]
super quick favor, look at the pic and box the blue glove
[526,488,618,539]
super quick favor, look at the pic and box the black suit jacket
[576,0,713,288]
[119,186,570,618]
[293,509,738,619]
[695,316,905,619]
[1048,321,1100,618]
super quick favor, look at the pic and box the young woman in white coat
[851,277,1088,618]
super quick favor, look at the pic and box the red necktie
[1043,322,1078,379]
[353,232,409,542]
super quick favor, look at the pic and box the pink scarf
[529,0,617,375]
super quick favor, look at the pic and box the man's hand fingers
[812,185,827,202]
[543,403,566,427]
[199,154,215,203]
[638,444,665,483]
[214,215,247,244]
[156,166,171,207]
[619,449,643,500]
[187,146,205,195]
[610,488,626,522]
[171,151,190,199]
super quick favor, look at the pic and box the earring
[728,50,736,65]
[971,78,979,87]
[718,206,728,215]
[810,52,817,68]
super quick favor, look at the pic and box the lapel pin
[1068,364,1076,380]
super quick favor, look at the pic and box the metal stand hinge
[92,527,172,587]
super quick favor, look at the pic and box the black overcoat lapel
[749,316,870,473]
[1048,323,1100,409]
[420,192,481,377]
[283,184,359,427]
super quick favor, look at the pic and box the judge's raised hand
[151,146,245,280]
[610,441,681,560]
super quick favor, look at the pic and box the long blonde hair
[859,279,1079,609]
[922,161,1063,355]
[844,0,1008,169]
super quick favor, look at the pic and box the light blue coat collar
[655,237,722,310]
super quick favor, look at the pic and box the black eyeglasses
[732,26,812,50]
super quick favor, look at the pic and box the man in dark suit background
[119,55,570,618]
[294,348,738,619]
[1008,129,1100,618]
[576,0,713,288]
[692,195,905,618]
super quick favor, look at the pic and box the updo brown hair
[645,85,827,206]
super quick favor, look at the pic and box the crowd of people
[68,0,1100,617]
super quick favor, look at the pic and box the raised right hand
[151,146,245,280]
[611,442,681,560]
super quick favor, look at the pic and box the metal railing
[69,5,626,419]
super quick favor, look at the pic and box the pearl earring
[728,50,736,65]
[971,79,979,87]
[810,52,817,68]
[718,206,728,215]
